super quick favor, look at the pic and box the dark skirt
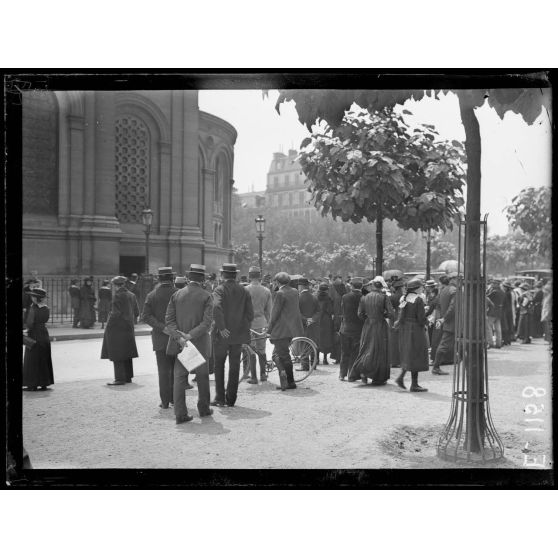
[399,320,429,372]
[517,313,531,340]
[349,318,390,383]
[22,327,54,388]
[318,314,334,353]
[390,326,400,367]
[98,300,111,323]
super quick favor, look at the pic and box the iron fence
[25,275,155,325]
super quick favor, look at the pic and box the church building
[22,90,236,276]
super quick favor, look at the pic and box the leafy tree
[384,236,419,270]
[505,185,551,257]
[232,242,256,274]
[486,231,548,277]
[298,107,465,274]
[275,81,550,455]
[430,239,458,268]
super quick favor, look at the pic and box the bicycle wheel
[239,344,252,382]
[289,337,318,382]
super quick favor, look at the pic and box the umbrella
[383,269,404,281]
[437,260,459,274]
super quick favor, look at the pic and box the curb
[49,329,151,342]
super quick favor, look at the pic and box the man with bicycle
[268,272,304,391]
[245,266,272,384]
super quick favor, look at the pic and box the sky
[199,89,552,236]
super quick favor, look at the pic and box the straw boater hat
[157,266,173,277]
[188,264,206,279]
[298,276,310,286]
[502,281,513,289]
[350,277,364,288]
[220,263,238,274]
[111,275,127,285]
[174,276,187,287]
[519,283,530,291]
[425,279,437,288]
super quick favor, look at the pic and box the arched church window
[115,115,151,223]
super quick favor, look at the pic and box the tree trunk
[458,91,486,453]
[376,206,383,276]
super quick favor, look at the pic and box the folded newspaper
[177,340,206,372]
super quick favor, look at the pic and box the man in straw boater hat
[268,271,304,390]
[165,264,214,423]
[142,267,179,410]
[211,263,254,407]
[102,276,140,386]
[244,265,272,384]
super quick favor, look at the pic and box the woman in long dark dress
[348,277,394,385]
[389,279,405,367]
[317,283,334,364]
[23,288,54,391]
[395,279,429,392]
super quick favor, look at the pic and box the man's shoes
[432,368,449,375]
[159,403,169,409]
[247,378,258,384]
[185,383,194,390]
[126,378,132,383]
[361,376,368,384]
[276,386,286,391]
[200,409,214,417]
[410,386,428,392]
[287,382,297,389]
[107,380,126,386]
[176,415,194,424]
[339,375,345,381]
[226,402,235,407]
[210,400,226,407]
[23,386,38,391]
[371,380,387,386]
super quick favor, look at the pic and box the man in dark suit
[298,277,320,371]
[339,277,364,380]
[486,278,505,348]
[102,275,140,385]
[431,272,457,375]
[211,263,254,407]
[166,264,214,424]
[142,267,178,409]
[268,272,304,390]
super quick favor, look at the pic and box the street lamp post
[255,215,265,275]
[141,208,153,275]
[422,229,432,280]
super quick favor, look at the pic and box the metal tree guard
[437,215,504,463]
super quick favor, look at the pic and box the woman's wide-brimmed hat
[406,278,423,291]
[30,287,48,299]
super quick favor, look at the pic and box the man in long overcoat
[339,277,364,380]
[211,263,254,407]
[431,272,457,375]
[142,267,177,409]
[102,275,139,385]
[166,264,214,423]
[298,277,320,371]
[268,272,304,390]
[78,276,96,328]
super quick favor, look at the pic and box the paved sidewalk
[47,323,151,341]
[22,337,552,470]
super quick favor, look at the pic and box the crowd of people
[21,264,552,425]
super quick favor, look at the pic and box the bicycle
[240,329,318,383]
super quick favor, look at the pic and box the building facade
[22,90,236,276]
[265,149,315,220]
